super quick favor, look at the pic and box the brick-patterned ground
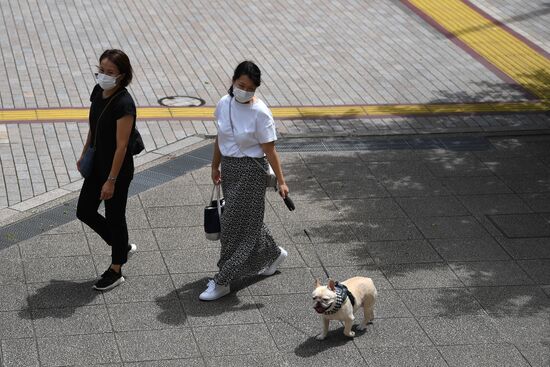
[0,0,533,110]
[0,0,548,215]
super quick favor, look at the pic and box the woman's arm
[261,141,289,198]
[211,136,222,184]
[100,115,133,200]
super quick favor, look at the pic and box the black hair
[99,49,133,88]
[228,60,261,96]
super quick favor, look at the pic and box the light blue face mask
[233,86,255,103]
[96,73,118,91]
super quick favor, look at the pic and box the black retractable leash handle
[283,195,295,211]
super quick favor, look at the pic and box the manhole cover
[158,96,205,107]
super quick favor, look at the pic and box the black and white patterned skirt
[214,156,281,286]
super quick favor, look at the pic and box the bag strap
[91,89,125,148]
[210,184,217,202]
[227,97,269,175]
[210,184,223,218]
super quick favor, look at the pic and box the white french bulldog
[312,277,377,340]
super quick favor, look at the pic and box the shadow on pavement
[294,329,355,357]
[20,280,99,319]
[432,81,530,102]
[155,276,265,326]
[299,107,365,120]
[431,72,550,102]
[283,133,550,320]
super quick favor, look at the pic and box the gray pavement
[0,134,548,366]
[1,0,550,217]
[0,0,549,365]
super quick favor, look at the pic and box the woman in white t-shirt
[200,61,290,301]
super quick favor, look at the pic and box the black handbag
[78,90,124,178]
[79,146,95,178]
[132,128,145,155]
[204,184,225,241]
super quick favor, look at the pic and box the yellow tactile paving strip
[0,0,548,124]
[406,0,550,100]
[0,101,548,123]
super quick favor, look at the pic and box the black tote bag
[204,184,225,240]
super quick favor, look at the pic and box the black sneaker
[93,268,125,291]
[99,268,111,279]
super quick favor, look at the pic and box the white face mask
[233,86,255,103]
[96,73,118,91]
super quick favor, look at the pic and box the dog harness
[324,282,356,315]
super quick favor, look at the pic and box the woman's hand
[100,181,115,201]
[211,167,221,185]
[278,183,289,198]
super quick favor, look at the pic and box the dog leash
[304,229,331,279]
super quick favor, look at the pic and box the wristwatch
[107,176,117,182]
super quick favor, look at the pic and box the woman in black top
[76,49,137,291]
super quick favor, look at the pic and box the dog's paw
[315,334,327,341]
[356,324,367,331]
[344,331,356,338]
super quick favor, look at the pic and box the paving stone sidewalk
[0,133,548,366]
[0,0,535,110]
[1,0,549,217]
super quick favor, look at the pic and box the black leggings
[76,175,132,265]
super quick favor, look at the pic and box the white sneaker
[199,279,230,301]
[127,243,137,259]
[260,247,288,276]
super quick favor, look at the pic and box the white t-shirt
[215,95,277,158]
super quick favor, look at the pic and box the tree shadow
[437,282,549,317]
[282,131,550,320]
[516,69,550,100]
[430,81,532,103]
[299,107,366,120]
[426,68,550,103]
[20,280,99,319]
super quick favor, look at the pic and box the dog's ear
[328,279,336,291]
[315,278,321,288]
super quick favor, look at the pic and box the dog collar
[324,283,356,315]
